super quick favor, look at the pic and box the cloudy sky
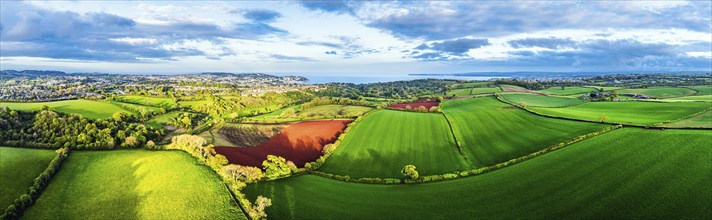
[0,1,710,74]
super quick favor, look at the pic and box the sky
[0,0,710,74]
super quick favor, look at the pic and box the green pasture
[686,85,712,96]
[618,87,697,98]
[114,96,177,108]
[540,86,597,95]
[447,87,501,97]
[318,110,469,178]
[530,101,710,126]
[245,128,712,219]
[0,147,56,209]
[442,97,607,167]
[0,100,132,119]
[499,93,585,107]
[24,150,245,220]
[662,110,712,128]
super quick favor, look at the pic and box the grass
[114,96,177,108]
[0,100,132,119]
[499,93,585,107]
[107,100,161,112]
[177,100,212,109]
[318,110,470,178]
[244,128,712,219]
[446,87,501,96]
[662,110,712,128]
[145,111,186,129]
[450,81,494,89]
[618,87,697,98]
[663,95,712,102]
[24,150,246,220]
[686,85,712,96]
[248,104,302,119]
[530,101,710,126]
[0,147,56,209]
[246,105,372,122]
[442,97,608,167]
[540,86,597,95]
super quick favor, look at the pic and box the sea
[274,73,508,84]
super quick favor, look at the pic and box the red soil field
[389,98,440,110]
[214,120,352,167]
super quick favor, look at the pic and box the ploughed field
[24,150,245,220]
[0,147,56,209]
[207,123,286,147]
[498,92,585,107]
[318,110,470,178]
[389,98,440,110]
[441,97,609,167]
[0,100,132,119]
[529,101,710,126]
[215,120,351,167]
[245,128,712,219]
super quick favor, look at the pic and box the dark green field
[442,97,608,167]
[318,110,470,178]
[540,86,597,95]
[0,147,56,209]
[24,150,246,220]
[245,128,712,219]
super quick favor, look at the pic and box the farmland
[318,110,470,178]
[246,105,372,122]
[113,96,177,108]
[664,95,712,102]
[389,98,440,110]
[206,123,286,147]
[23,150,245,220]
[244,128,712,219]
[618,87,697,98]
[215,120,351,167]
[529,101,710,126]
[446,87,501,96]
[498,93,585,107]
[0,100,132,119]
[0,147,56,209]
[686,85,712,96]
[442,97,608,167]
[662,110,712,128]
[145,111,187,129]
[540,86,597,95]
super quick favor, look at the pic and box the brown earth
[214,120,352,167]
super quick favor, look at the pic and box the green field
[0,147,56,209]
[247,104,302,120]
[530,101,710,126]
[662,110,712,128]
[145,111,187,129]
[114,96,177,108]
[246,105,372,122]
[24,150,246,220]
[499,93,585,107]
[540,86,597,95]
[618,87,697,98]
[447,87,501,96]
[0,100,132,119]
[318,110,469,178]
[663,95,712,102]
[686,86,712,96]
[442,97,608,167]
[244,128,712,219]
[450,81,494,89]
[177,100,212,109]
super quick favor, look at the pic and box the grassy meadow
[530,101,710,126]
[114,96,177,108]
[0,147,56,209]
[245,128,712,219]
[663,95,712,102]
[24,150,246,220]
[442,97,608,167]
[662,110,712,128]
[540,86,597,95]
[618,87,697,98]
[0,100,131,119]
[447,87,501,96]
[686,85,712,96]
[499,93,585,107]
[318,110,470,178]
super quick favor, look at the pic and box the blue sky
[0,1,710,74]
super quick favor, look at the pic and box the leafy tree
[222,164,265,183]
[262,155,292,179]
[401,165,419,180]
[252,196,272,219]
[280,108,296,117]
[599,114,608,123]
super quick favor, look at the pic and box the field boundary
[1,147,70,219]
[497,92,589,108]
[304,125,623,185]
[222,183,253,220]
[440,111,475,166]
[653,108,712,129]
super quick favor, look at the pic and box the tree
[252,196,272,219]
[145,140,156,149]
[222,164,265,183]
[401,165,419,180]
[262,155,292,179]
[124,136,138,148]
[429,106,439,112]
[113,112,125,122]
[599,114,608,123]
[519,101,527,108]
[280,108,296,117]
[417,106,428,112]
